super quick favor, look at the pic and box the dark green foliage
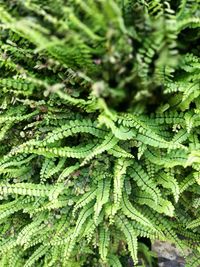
[0,0,200,266]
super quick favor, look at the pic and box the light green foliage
[99,226,110,262]
[0,0,199,266]
[116,214,138,264]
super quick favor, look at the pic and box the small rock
[152,240,187,267]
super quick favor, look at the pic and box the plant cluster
[0,0,200,266]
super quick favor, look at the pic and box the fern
[64,203,94,260]
[113,158,130,213]
[73,188,96,215]
[157,171,180,202]
[121,193,156,231]
[108,254,122,267]
[99,226,110,262]
[187,217,200,229]
[80,133,119,166]
[94,178,111,223]
[0,0,199,266]
[37,119,108,146]
[128,161,161,204]
[24,245,49,267]
[0,183,64,199]
[115,214,138,265]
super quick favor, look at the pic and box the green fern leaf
[128,162,161,204]
[99,226,110,262]
[24,245,49,267]
[94,178,111,223]
[108,254,122,267]
[121,193,156,231]
[81,133,119,166]
[157,171,180,202]
[115,214,138,265]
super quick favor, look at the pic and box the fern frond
[187,217,200,229]
[108,144,134,158]
[64,203,93,260]
[24,245,49,267]
[0,109,38,124]
[45,158,66,179]
[16,214,47,246]
[0,183,64,199]
[0,197,33,220]
[37,119,108,146]
[99,226,110,262]
[57,163,80,183]
[94,178,111,223]
[115,214,138,265]
[73,188,96,215]
[129,162,161,204]
[107,254,122,267]
[135,191,175,217]
[80,133,119,166]
[121,193,156,231]
[113,158,131,213]
[157,171,180,202]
